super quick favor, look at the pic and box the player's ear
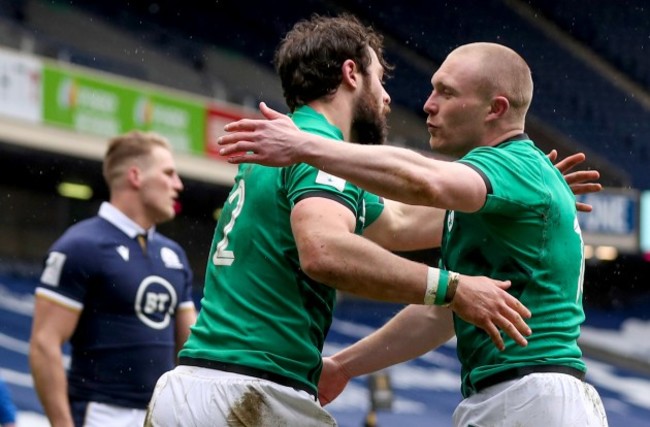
[341,59,359,89]
[126,165,142,188]
[486,95,509,122]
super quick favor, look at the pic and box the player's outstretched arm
[319,305,455,406]
[318,275,532,406]
[221,103,488,212]
[293,197,531,347]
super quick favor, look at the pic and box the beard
[350,86,389,146]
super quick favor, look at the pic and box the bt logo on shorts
[134,275,178,329]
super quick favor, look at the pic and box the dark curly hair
[274,14,392,112]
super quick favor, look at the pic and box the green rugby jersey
[180,106,383,396]
[440,135,587,398]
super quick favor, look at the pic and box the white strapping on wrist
[424,267,439,305]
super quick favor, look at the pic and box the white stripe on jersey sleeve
[35,287,83,311]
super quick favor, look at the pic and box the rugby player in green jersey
[219,42,608,426]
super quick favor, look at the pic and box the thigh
[453,373,608,427]
[146,366,337,427]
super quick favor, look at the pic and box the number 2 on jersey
[213,180,245,266]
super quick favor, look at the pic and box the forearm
[364,199,444,251]
[221,105,485,211]
[332,305,455,377]
[294,198,449,305]
[175,307,197,358]
[30,344,73,427]
[304,231,430,304]
[301,135,443,207]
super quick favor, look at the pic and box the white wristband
[424,267,439,305]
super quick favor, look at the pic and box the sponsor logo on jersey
[316,170,346,191]
[40,252,66,287]
[116,245,129,261]
[447,210,455,232]
[134,275,178,329]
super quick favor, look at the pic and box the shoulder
[52,216,111,248]
[461,141,542,174]
[465,140,531,159]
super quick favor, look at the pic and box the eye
[437,86,454,98]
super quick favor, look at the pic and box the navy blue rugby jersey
[36,202,194,408]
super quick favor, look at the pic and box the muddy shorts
[145,365,337,427]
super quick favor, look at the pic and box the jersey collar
[494,132,530,148]
[98,202,155,240]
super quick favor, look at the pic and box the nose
[423,92,437,115]
[174,175,184,192]
[383,88,391,107]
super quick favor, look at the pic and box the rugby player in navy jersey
[29,131,197,427]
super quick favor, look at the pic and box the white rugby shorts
[80,402,146,427]
[145,365,337,427]
[453,372,608,426]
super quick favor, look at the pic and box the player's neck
[308,96,354,140]
[110,195,154,230]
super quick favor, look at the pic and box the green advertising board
[42,64,205,154]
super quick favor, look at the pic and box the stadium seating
[1,0,648,187]
[528,0,650,90]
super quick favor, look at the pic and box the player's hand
[318,357,351,406]
[449,275,531,351]
[547,149,602,212]
[218,102,302,166]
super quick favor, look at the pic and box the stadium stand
[528,0,650,90]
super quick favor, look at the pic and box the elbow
[417,179,443,207]
[29,333,57,368]
[403,169,442,207]
[299,249,331,283]
[28,337,45,369]
[298,237,341,284]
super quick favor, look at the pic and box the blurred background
[0,0,649,426]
